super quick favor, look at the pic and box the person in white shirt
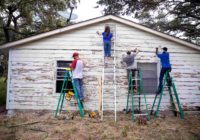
[71,52,84,101]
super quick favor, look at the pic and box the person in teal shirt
[156,47,172,94]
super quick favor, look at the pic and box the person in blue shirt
[156,47,172,94]
[97,26,113,59]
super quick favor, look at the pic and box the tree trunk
[3,26,10,42]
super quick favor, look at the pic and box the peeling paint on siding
[7,21,200,111]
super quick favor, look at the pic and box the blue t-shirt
[157,52,171,68]
[102,32,113,42]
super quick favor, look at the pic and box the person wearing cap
[156,47,172,94]
[97,26,113,59]
[71,52,84,101]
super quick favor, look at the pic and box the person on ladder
[96,26,113,60]
[122,48,139,91]
[156,47,172,95]
[71,52,85,101]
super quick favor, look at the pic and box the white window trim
[136,61,160,94]
[54,59,72,95]
[157,60,161,87]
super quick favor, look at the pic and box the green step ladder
[151,71,184,119]
[126,69,150,122]
[55,69,84,118]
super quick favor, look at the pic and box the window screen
[137,63,158,94]
[56,61,73,93]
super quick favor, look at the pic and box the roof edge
[111,16,200,51]
[0,15,199,51]
[0,15,112,50]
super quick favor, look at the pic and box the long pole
[99,33,104,121]
[114,25,117,122]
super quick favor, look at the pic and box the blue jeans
[158,67,171,93]
[103,41,111,57]
[73,79,84,100]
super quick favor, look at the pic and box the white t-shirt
[72,60,84,79]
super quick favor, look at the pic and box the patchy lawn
[0,111,199,140]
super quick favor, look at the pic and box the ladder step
[63,89,73,91]
[164,86,172,88]
[134,113,148,116]
[170,94,178,96]
[132,79,141,81]
[129,85,140,87]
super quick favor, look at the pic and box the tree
[0,0,79,82]
[96,0,200,45]
[0,0,79,43]
[0,53,8,82]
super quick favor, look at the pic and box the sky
[73,0,103,22]
[72,0,138,22]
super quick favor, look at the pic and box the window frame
[54,60,73,94]
[136,61,160,95]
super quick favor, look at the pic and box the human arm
[81,59,85,67]
[70,60,77,70]
[96,31,100,35]
[132,48,139,55]
[121,54,127,66]
[110,33,113,38]
[156,48,159,55]
[155,48,162,58]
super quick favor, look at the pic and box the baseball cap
[72,52,79,57]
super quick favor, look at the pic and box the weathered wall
[7,20,200,111]
[115,23,200,111]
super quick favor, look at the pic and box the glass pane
[56,80,73,93]
[57,69,66,77]
[138,63,158,94]
[57,60,72,68]
[56,60,73,93]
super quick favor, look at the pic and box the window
[56,60,73,93]
[137,63,158,94]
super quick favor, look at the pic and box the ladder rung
[164,86,172,88]
[129,85,140,87]
[170,94,178,96]
[127,94,146,97]
[63,89,74,91]
[132,79,141,81]
[134,113,148,116]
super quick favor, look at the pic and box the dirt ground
[0,110,200,140]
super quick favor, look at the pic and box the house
[0,15,200,114]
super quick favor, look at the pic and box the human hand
[96,31,100,35]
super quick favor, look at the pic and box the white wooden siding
[7,21,200,111]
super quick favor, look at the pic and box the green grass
[0,77,6,106]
